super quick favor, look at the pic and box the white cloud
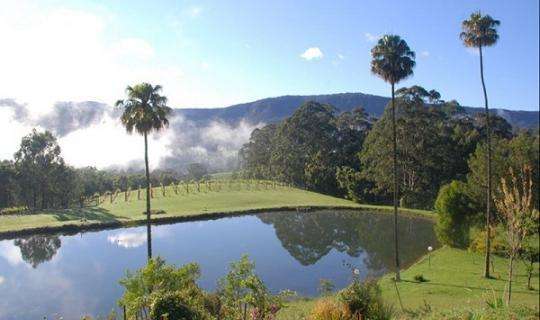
[0,242,24,266]
[300,47,324,60]
[0,2,232,110]
[60,114,172,169]
[107,232,147,248]
[0,276,4,285]
[420,51,430,58]
[337,53,345,60]
[364,32,379,42]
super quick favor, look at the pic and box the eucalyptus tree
[460,11,500,278]
[116,83,172,260]
[370,35,415,281]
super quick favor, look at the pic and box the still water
[0,210,437,319]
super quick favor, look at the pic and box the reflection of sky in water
[107,231,147,248]
[0,210,437,319]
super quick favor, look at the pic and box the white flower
[428,246,433,252]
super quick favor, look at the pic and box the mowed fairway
[0,183,364,234]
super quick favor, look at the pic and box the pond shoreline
[0,204,433,240]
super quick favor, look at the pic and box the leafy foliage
[150,290,210,320]
[240,102,371,196]
[460,12,501,49]
[370,35,415,84]
[337,280,393,320]
[118,257,201,318]
[467,132,539,213]
[434,181,475,247]
[218,255,289,320]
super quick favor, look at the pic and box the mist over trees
[0,129,207,211]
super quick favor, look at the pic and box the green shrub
[218,255,288,320]
[434,181,474,247]
[337,280,393,320]
[468,227,508,256]
[118,257,202,318]
[150,291,201,320]
[203,292,222,318]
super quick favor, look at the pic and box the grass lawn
[278,247,539,319]
[0,182,433,236]
[0,185,354,235]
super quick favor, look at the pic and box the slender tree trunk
[527,260,533,290]
[391,82,400,281]
[479,45,492,279]
[507,254,514,305]
[144,132,152,260]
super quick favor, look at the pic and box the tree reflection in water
[257,210,437,273]
[14,235,62,268]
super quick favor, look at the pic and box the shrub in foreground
[309,298,350,320]
[337,280,393,320]
[150,290,210,320]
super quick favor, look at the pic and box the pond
[0,210,437,319]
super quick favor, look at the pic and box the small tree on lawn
[494,165,538,305]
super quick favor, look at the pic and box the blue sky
[0,0,538,110]
[0,0,537,167]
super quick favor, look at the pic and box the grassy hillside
[278,247,539,319]
[0,183,366,235]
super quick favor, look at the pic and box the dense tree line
[238,85,536,211]
[0,129,209,211]
[239,102,372,196]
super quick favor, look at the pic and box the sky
[0,0,538,168]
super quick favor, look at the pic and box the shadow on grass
[400,279,537,295]
[51,207,119,223]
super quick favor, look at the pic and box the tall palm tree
[460,12,500,279]
[370,35,415,281]
[116,83,172,260]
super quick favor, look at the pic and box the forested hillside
[176,92,539,129]
[239,86,539,210]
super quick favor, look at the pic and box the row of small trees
[88,179,292,206]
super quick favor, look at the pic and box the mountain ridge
[174,92,539,129]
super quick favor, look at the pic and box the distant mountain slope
[175,92,539,129]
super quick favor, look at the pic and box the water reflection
[258,210,437,272]
[107,231,147,248]
[13,235,62,268]
[0,210,437,319]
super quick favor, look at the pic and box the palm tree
[116,83,172,260]
[370,35,415,281]
[460,11,500,279]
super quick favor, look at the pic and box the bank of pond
[0,209,437,319]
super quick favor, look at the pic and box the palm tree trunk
[479,45,492,279]
[391,82,400,281]
[144,132,152,260]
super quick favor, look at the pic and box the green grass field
[278,247,540,319]
[0,183,355,235]
[0,181,433,235]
